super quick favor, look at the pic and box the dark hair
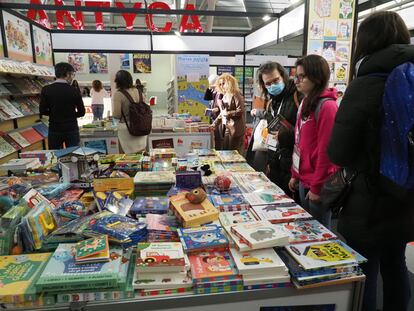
[115,70,133,90]
[295,55,330,119]
[257,62,288,99]
[351,11,410,79]
[92,80,103,92]
[135,79,142,86]
[55,62,74,78]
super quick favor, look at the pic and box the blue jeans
[92,104,104,121]
[299,182,332,229]
[48,130,80,150]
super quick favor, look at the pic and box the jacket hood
[319,88,338,101]
[358,44,414,76]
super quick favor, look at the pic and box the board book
[75,235,109,264]
[177,225,229,253]
[251,204,312,223]
[208,194,250,212]
[136,242,186,273]
[219,210,257,229]
[273,220,337,244]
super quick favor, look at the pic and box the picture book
[130,196,170,216]
[219,210,257,228]
[177,225,229,253]
[230,247,287,276]
[75,235,109,264]
[36,244,123,292]
[8,131,30,148]
[136,242,186,272]
[176,171,202,189]
[323,19,337,40]
[216,150,246,163]
[134,171,175,185]
[335,62,348,82]
[169,193,219,228]
[232,172,270,188]
[188,251,239,282]
[145,213,178,233]
[285,240,367,271]
[208,194,250,212]
[133,272,192,290]
[336,42,350,62]
[192,148,217,156]
[0,253,52,303]
[0,137,16,158]
[243,192,295,206]
[322,41,336,62]
[231,220,289,249]
[250,204,312,223]
[273,220,337,244]
[19,128,43,144]
[104,191,133,216]
[309,20,323,39]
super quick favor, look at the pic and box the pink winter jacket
[291,88,338,195]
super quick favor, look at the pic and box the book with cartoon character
[273,220,337,244]
[130,196,169,216]
[243,192,295,206]
[229,248,287,276]
[36,243,123,292]
[219,210,257,229]
[231,220,289,250]
[251,204,312,223]
[133,272,192,290]
[208,194,250,212]
[136,242,186,273]
[0,253,51,304]
[177,225,229,253]
[188,251,239,283]
[75,235,109,264]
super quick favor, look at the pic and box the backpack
[376,62,414,191]
[120,89,152,136]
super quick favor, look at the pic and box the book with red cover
[19,128,43,144]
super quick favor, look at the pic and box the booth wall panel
[279,4,305,39]
[152,35,244,52]
[245,19,279,51]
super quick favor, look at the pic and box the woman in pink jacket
[288,55,338,228]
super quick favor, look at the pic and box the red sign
[27,0,204,32]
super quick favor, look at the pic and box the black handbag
[320,169,357,214]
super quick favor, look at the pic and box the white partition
[152,35,244,52]
[245,19,279,52]
[52,33,152,51]
[236,55,297,67]
[279,4,305,39]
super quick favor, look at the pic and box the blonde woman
[213,73,246,153]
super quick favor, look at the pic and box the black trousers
[48,130,80,150]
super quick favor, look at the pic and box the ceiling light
[262,15,271,21]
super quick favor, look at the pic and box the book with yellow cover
[170,193,219,228]
[0,253,52,304]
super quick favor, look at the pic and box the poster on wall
[89,53,108,74]
[133,54,151,73]
[2,11,33,62]
[33,25,53,66]
[306,0,356,88]
[120,53,130,70]
[176,54,209,122]
[67,53,88,73]
[217,66,235,76]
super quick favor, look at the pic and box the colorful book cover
[130,196,170,215]
[145,214,178,233]
[192,148,217,156]
[204,184,242,196]
[0,253,52,303]
[136,242,185,272]
[1,132,20,151]
[194,284,243,294]
[36,244,123,292]
[138,287,193,297]
[243,192,295,206]
[19,128,43,144]
[232,172,270,186]
[216,150,245,163]
[134,171,175,184]
[75,235,109,263]
[0,136,16,158]
[0,98,24,119]
[32,123,49,138]
[286,240,367,271]
[231,220,289,249]
[177,225,229,252]
[133,272,192,290]
[104,191,133,216]
[251,204,312,223]
[219,210,257,229]
[273,220,337,244]
[189,251,239,282]
[230,247,287,276]
[8,131,30,148]
[208,194,250,212]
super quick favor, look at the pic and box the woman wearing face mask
[255,62,301,196]
[288,55,338,229]
[212,73,246,154]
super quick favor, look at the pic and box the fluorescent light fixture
[174,31,182,36]
[262,15,271,21]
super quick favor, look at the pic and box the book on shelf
[136,242,186,273]
[19,128,44,145]
[0,98,24,120]
[177,224,229,253]
[0,132,20,151]
[32,123,48,138]
[8,131,31,148]
[250,204,312,223]
[273,220,337,244]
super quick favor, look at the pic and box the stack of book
[113,154,143,175]
[20,149,55,165]
[134,242,193,297]
[129,196,169,218]
[0,158,42,172]
[150,148,176,161]
[277,240,366,288]
[230,248,290,290]
[145,214,179,242]
[208,193,250,212]
[134,171,175,196]
[178,224,229,253]
[218,210,257,249]
[74,235,110,264]
[273,220,337,244]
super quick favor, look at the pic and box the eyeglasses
[294,74,306,83]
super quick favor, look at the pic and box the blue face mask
[266,82,285,96]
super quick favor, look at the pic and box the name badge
[266,134,278,151]
[292,145,301,173]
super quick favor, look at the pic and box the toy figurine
[214,175,231,192]
[185,187,207,204]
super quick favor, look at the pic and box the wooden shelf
[0,151,18,165]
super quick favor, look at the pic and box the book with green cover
[75,235,109,264]
[36,243,123,292]
[0,253,52,304]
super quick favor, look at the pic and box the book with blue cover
[208,194,250,212]
[130,196,169,216]
[177,224,229,253]
[32,123,48,138]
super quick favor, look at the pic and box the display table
[148,131,213,156]
[20,280,364,311]
[80,128,120,154]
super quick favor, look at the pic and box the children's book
[222,162,255,172]
[36,244,123,292]
[229,247,287,276]
[219,210,257,229]
[134,171,175,184]
[204,184,242,196]
[192,148,217,156]
[130,197,170,216]
[104,191,133,216]
[145,214,178,233]
[273,220,337,244]
[177,225,229,253]
[208,194,250,212]
[136,242,186,273]
[285,240,367,271]
[251,204,312,223]
[216,150,246,163]
[231,220,289,249]
[133,272,192,290]
[243,192,295,206]
[75,235,109,264]
[232,172,270,186]
[0,253,52,303]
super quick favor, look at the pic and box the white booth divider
[245,19,279,52]
[152,35,244,52]
[279,4,305,39]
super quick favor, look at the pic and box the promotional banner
[3,11,33,62]
[176,54,209,122]
[133,54,151,73]
[306,0,356,89]
[33,25,53,66]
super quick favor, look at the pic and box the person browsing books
[288,55,338,229]
[39,62,85,149]
[90,80,108,121]
[204,74,224,149]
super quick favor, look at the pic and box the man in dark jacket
[40,63,85,150]
[328,25,414,311]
